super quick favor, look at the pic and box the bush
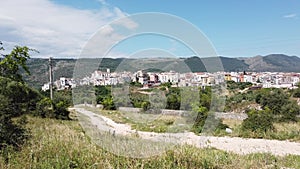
[102,97,116,110]
[0,95,30,152]
[293,88,300,98]
[53,101,70,120]
[258,88,289,115]
[35,98,53,118]
[279,101,300,122]
[0,76,38,153]
[35,97,71,120]
[241,109,274,137]
[192,106,228,134]
[141,101,150,111]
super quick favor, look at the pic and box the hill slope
[240,54,300,72]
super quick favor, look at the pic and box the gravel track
[71,107,300,156]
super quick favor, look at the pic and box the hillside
[24,54,300,89]
[240,54,300,72]
[24,58,76,88]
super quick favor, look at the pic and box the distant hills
[24,54,300,88]
[240,54,300,72]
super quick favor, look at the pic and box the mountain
[183,56,249,72]
[24,54,300,88]
[240,54,300,72]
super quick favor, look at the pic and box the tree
[35,97,53,118]
[0,78,34,157]
[0,76,40,117]
[0,43,37,82]
[181,87,199,110]
[0,94,29,149]
[166,93,180,110]
[259,88,289,115]
[0,42,38,155]
[293,88,300,98]
[280,101,300,122]
[241,108,274,138]
[191,105,228,134]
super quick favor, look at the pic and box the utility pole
[49,57,53,101]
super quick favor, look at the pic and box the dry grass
[84,107,192,133]
[222,119,243,128]
[0,114,299,168]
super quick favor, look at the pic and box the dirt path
[71,107,300,156]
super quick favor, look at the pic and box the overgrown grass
[0,115,299,168]
[84,107,192,133]
[84,106,300,141]
[220,118,300,141]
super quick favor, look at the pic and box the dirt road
[71,107,300,157]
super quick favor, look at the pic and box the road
[71,107,300,157]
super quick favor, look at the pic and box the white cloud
[283,13,297,19]
[98,0,108,6]
[0,0,129,58]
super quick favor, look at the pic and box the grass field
[84,107,192,133]
[0,114,299,168]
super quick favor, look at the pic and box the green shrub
[102,97,116,110]
[141,101,150,111]
[35,97,71,120]
[279,101,299,122]
[35,97,54,118]
[192,106,228,134]
[241,109,274,138]
[258,88,289,115]
[54,101,70,120]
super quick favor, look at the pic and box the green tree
[280,101,299,122]
[0,43,36,82]
[0,43,38,156]
[95,85,111,103]
[199,86,211,109]
[35,97,53,118]
[166,92,181,110]
[241,108,274,138]
[38,89,72,120]
[191,106,227,134]
[259,88,289,115]
[181,87,199,110]
[293,88,300,98]
[0,94,29,151]
[0,79,38,148]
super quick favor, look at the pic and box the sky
[0,0,300,58]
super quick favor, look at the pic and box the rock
[225,128,233,133]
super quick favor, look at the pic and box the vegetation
[0,42,71,161]
[226,80,253,91]
[0,42,39,157]
[240,108,274,138]
[2,40,300,168]
[223,82,300,139]
[1,116,300,168]
[263,54,300,72]
[292,83,300,98]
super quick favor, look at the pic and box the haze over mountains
[25,54,300,88]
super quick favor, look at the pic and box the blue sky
[1,0,299,58]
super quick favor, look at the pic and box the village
[42,69,300,91]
